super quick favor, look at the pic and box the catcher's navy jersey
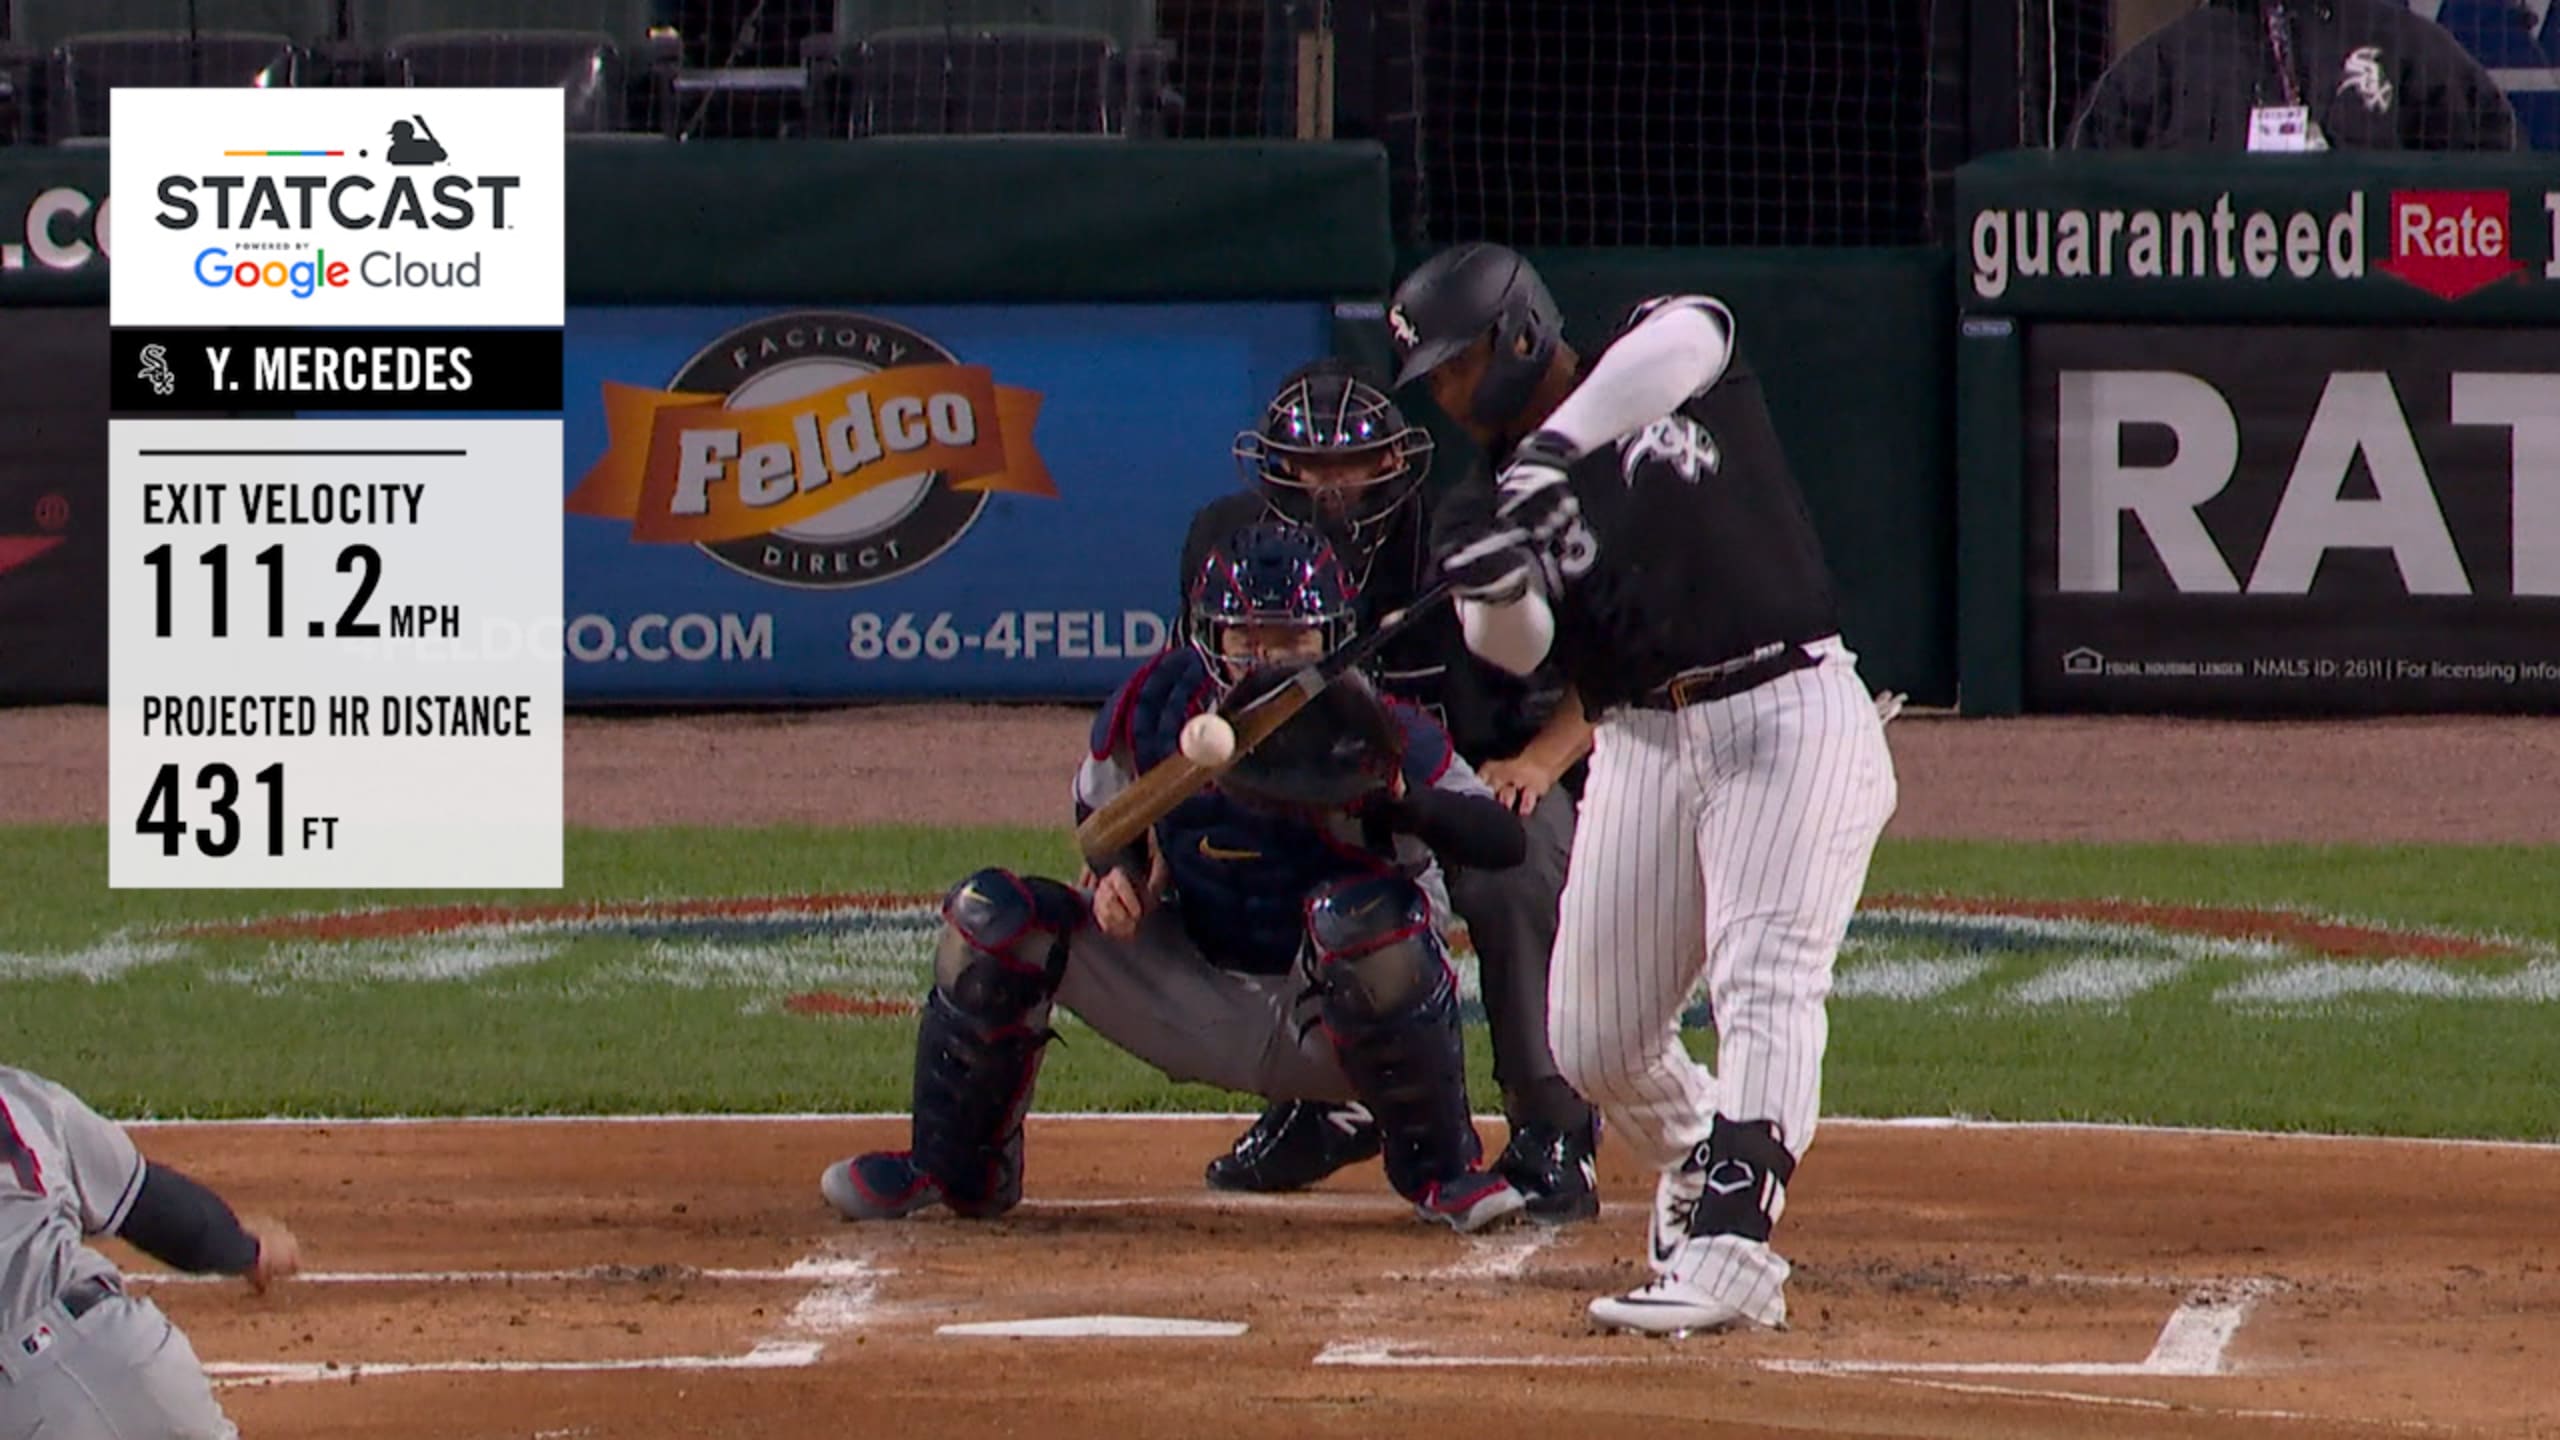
[1076,647,1482,974]
[1538,296,1843,713]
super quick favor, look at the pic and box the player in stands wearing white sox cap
[1391,242,1900,1336]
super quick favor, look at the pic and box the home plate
[937,1316,1248,1339]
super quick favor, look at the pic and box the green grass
[2,826,2554,1138]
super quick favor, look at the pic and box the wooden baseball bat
[1073,578,1457,869]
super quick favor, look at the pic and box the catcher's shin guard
[1305,874,1483,1201]
[907,867,1079,1218]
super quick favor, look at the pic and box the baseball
[1180,712,1237,767]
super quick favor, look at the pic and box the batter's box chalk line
[1317,1278,2284,1378]
[937,1316,1249,1339]
[1313,1339,1646,1369]
[201,1247,887,1388]
[1761,1277,2280,1379]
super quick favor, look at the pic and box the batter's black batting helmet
[1387,242,1563,428]
[1233,361,1434,559]
[1186,521,1361,691]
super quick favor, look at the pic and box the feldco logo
[567,312,1058,589]
[160,115,512,297]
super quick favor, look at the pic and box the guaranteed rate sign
[106,89,565,888]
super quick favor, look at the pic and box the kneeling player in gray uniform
[822,521,1535,1231]
[1,1065,302,1440]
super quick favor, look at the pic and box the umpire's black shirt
[1518,298,1843,716]
[1180,490,1565,769]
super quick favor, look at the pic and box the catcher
[822,520,1535,1232]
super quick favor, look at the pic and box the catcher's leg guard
[1305,874,1500,1210]
[905,867,1079,1218]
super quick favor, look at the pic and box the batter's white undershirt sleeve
[1541,300,1734,457]
[1458,589,1555,675]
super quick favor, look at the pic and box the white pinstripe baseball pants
[1549,635,1897,1196]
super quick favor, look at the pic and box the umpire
[1174,359,1603,1222]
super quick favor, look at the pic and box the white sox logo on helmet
[1388,305,1419,348]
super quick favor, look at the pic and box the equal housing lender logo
[1968,186,2560,303]
[6,895,2551,1018]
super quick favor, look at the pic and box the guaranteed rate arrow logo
[2378,190,2526,301]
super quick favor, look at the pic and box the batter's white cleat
[1587,1275,1760,1337]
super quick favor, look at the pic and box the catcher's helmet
[1386,242,1563,428]
[1187,521,1360,691]
[1232,362,1435,559]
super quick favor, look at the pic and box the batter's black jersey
[1532,296,1842,714]
[1179,490,1566,768]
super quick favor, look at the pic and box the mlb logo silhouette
[386,116,447,166]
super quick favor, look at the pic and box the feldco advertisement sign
[2026,323,2560,714]
[559,304,1328,702]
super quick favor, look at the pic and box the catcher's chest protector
[1111,650,1394,976]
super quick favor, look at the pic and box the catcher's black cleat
[1205,1100,1382,1192]
[1496,1114,1602,1224]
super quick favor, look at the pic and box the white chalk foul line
[776,1249,884,1339]
[202,1249,885,1388]
[939,1316,1248,1339]
[1312,1339,1644,1370]
[1869,1377,2451,1432]
[1425,1227,1558,1282]
[1761,1278,2275,1380]
[137,1258,878,1288]
[2142,1280,2271,1374]
[208,1343,822,1388]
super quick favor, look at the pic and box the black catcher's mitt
[1213,664,1403,811]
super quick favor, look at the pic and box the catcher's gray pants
[1055,905,1357,1103]
[1444,790,1592,1131]
[0,1290,238,1440]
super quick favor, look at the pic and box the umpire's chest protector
[1109,651,1393,975]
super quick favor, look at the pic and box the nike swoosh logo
[1651,1230,1681,1266]
[1197,839,1262,862]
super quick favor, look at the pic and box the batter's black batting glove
[1433,519,1537,605]
[1492,430,1583,548]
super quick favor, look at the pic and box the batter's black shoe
[1204,1101,1382,1192]
[1496,1115,1602,1224]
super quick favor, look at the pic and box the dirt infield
[6,702,2559,841]
[118,1116,2560,1440]
[14,701,2559,1435]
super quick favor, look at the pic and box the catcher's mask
[1232,364,1434,560]
[1186,521,1361,693]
